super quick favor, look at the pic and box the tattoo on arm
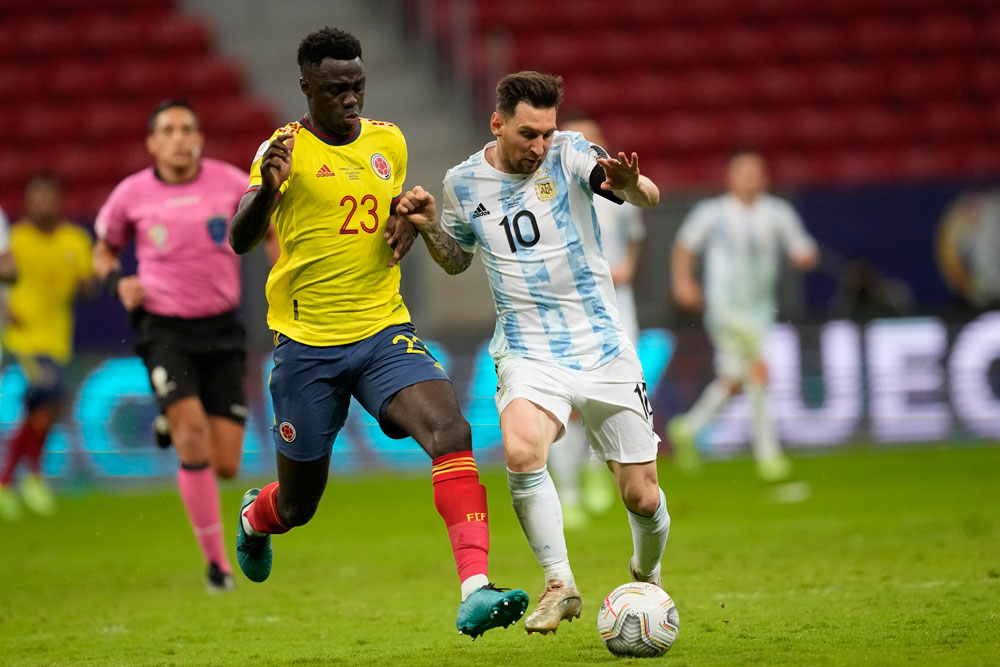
[420,224,473,275]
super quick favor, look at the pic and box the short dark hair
[496,71,564,116]
[26,171,63,192]
[728,145,763,162]
[148,99,197,134]
[298,27,363,70]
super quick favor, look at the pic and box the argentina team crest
[207,216,227,245]
[535,176,557,201]
[371,153,391,180]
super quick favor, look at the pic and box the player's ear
[299,76,310,96]
[490,112,503,138]
[145,133,157,157]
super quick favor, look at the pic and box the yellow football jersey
[249,117,412,346]
[3,221,93,363]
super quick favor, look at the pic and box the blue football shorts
[268,322,450,461]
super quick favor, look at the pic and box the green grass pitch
[1,446,998,666]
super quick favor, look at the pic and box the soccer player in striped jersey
[228,27,527,639]
[668,148,819,481]
[548,115,646,530]
[397,72,670,634]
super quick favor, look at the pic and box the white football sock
[460,574,489,601]
[241,505,266,537]
[684,379,731,434]
[507,466,575,588]
[546,420,587,507]
[627,487,670,581]
[748,382,782,462]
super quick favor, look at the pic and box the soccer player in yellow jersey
[228,27,527,638]
[0,174,94,521]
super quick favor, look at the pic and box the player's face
[492,102,557,174]
[727,153,769,201]
[25,181,63,226]
[146,107,203,174]
[301,57,365,137]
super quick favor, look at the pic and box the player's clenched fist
[395,185,437,231]
[260,133,295,192]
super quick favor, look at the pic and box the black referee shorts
[133,309,248,425]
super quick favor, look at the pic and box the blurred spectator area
[411,0,1000,190]
[0,0,277,220]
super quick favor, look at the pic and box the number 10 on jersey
[499,210,541,253]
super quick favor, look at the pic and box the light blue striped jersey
[440,131,629,371]
[677,193,816,334]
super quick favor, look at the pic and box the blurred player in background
[93,99,269,592]
[229,27,528,639]
[668,148,818,482]
[0,183,71,521]
[547,115,646,530]
[397,71,669,635]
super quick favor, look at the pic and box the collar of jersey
[300,117,361,146]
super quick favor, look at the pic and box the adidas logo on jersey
[316,164,335,177]
[472,202,490,218]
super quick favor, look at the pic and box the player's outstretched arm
[597,152,659,208]
[230,134,293,254]
[671,242,704,312]
[396,186,474,275]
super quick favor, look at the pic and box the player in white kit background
[395,71,670,635]
[546,115,646,530]
[668,148,818,482]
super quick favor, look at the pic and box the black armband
[104,269,122,298]
[589,165,625,205]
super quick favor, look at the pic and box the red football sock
[23,422,47,475]
[0,422,32,486]
[244,481,291,535]
[432,451,490,583]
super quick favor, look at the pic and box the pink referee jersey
[96,158,247,319]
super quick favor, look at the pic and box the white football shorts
[494,347,660,464]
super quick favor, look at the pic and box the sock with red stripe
[432,451,490,601]
[243,481,291,536]
[0,421,35,486]
[23,420,48,475]
[177,463,231,574]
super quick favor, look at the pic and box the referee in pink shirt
[94,99,276,592]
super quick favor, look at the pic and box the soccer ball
[597,582,679,658]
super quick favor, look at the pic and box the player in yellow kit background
[0,173,94,520]
[228,27,527,639]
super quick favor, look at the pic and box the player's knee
[505,440,546,472]
[426,413,472,457]
[172,419,210,453]
[622,482,661,516]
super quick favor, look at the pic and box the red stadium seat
[0,64,47,105]
[919,103,986,141]
[49,60,118,101]
[147,15,213,55]
[914,14,977,55]
[79,101,150,143]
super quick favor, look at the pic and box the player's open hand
[395,186,437,231]
[261,133,294,192]
[674,279,704,313]
[117,276,145,311]
[597,151,641,192]
[384,215,417,267]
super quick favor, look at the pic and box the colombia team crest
[279,421,296,442]
[371,153,391,180]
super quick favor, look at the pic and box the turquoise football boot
[456,583,529,640]
[235,488,272,582]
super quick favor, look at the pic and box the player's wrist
[104,268,122,299]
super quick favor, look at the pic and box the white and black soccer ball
[597,582,679,658]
